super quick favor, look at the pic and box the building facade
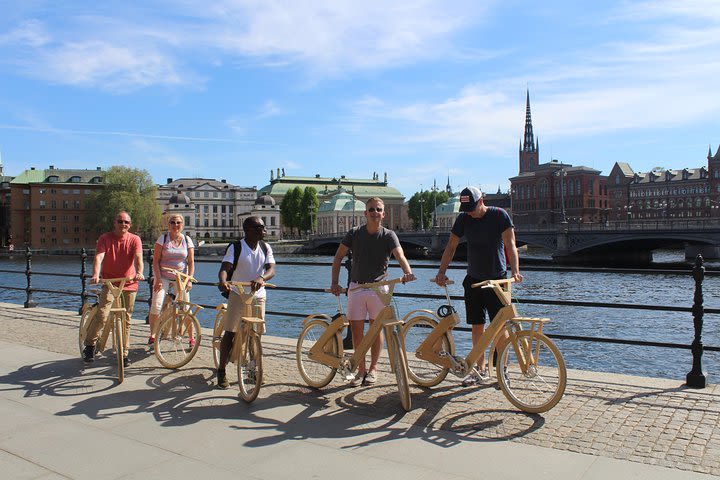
[509,92,609,226]
[258,169,406,232]
[316,190,367,234]
[607,145,720,221]
[157,178,260,241]
[0,158,12,248]
[9,166,105,249]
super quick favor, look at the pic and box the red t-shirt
[96,232,143,291]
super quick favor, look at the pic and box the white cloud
[0,1,490,90]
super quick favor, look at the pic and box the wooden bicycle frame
[155,268,201,337]
[226,281,272,362]
[307,279,404,376]
[415,279,547,377]
[95,278,130,353]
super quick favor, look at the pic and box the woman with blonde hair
[148,214,195,345]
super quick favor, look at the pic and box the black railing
[0,248,716,388]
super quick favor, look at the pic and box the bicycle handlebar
[430,279,455,285]
[161,267,198,283]
[349,277,408,291]
[228,281,276,288]
[471,278,515,289]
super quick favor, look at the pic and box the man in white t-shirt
[215,216,276,389]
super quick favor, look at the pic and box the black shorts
[463,275,505,325]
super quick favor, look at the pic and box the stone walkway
[1,302,718,477]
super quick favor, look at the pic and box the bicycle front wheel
[238,332,263,402]
[113,313,125,383]
[497,331,566,413]
[389,328,411,412]
[212,308,226,368]
[296,319,339,388]
[78,304,95,357]
[155,312,202,369]
[402,316,451,387]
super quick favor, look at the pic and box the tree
[86,166,162,242]
[408,189,450,229]
[299,187,319,233]
[280,186,303,235]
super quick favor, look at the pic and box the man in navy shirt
[433,186,523,386]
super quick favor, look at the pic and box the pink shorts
[347,282,389,321]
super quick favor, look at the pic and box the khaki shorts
[222,292,266,334]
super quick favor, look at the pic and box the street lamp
[431,179,438,228]
[554,164,567,224]
[419,196,425,231]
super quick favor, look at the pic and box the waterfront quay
[1,303,718,479]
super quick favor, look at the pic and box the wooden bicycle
[211,281,275,402]
[153,267,203,369]
[402,279,566,413]
[296,277,412,412]
[78,277,133,383]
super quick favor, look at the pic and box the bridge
[307,219,720,263]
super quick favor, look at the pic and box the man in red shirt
[82,211,145,366]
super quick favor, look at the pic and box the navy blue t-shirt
[450,207,513,280]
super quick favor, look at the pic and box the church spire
[518,89,540,174]
[523,90,536,153]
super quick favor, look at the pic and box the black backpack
[220,240,269,298]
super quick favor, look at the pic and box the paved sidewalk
[0,302,718,479]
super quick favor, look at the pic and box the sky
[1,0,719,198]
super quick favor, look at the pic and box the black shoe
[123,357,130,368]
[82,345,95,363]
[217,369,229,389]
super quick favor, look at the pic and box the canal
[0,251,717,382]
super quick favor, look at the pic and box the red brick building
[509,92,609,226]
[10,166,105,249]
[608,146,720,221]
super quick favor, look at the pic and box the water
[0,252,717,381]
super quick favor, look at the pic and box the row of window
[39,226,85,233]
[36,188,92,195]
[39,200,82,209]
[628,197,715,209]
[628,185,712,197]
[513,180,608,200]
[162,190,253,200]
[39,215,81,222]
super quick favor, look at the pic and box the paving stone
[0,302,719,477]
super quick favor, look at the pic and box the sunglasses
[250,224,266,230]
[367,207,383,213]
[169,220,183,225]
[116,219,131,225]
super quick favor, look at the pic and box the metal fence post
[24,246,37,308]
[686,254,707,388]
[146,247,153,324]
[79,248,87,314]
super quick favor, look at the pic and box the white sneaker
[462,372,481,387]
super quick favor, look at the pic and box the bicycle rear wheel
[113,313,125,383]
[238,331,263,402]
[212,308,226,368]
[496,331,566,413]
[296,319,339,388]
[389,328,411,412]
[78,304,96,357]
[401,316,451,387]
[155,312,202,369]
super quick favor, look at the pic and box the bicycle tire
[401,315,451,387]
[154,311,202,369]
[212,308,226,369]
[114,313,125,383]
[496,331,566,413]
[296,319,339,388]
[238,331,263,402]
[389,328,412,412]
[78,304,96,357]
